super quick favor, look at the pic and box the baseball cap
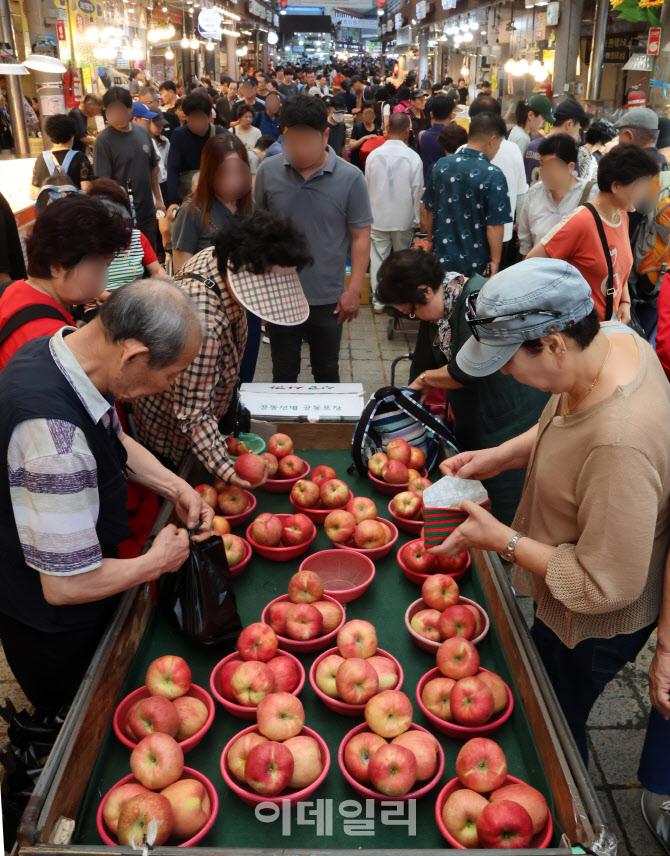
[350,74,363,83]
[456,259,595,378]
[131,102,158,120]
[527,93,554,125]
[410,89,427,99]
[614,106,659,132]
[554,97,593,122]
[329,94,348,113]
[226,264,309,327]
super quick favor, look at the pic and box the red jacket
[655,272,670,379]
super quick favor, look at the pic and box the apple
[421,676,456,721]
[222,533,247,567]
[266,601,292,635]
[234,453,267,486]
[401,541,435,574]
[244,740,294,797]
[390,490,422,520]
[421,574,460,611]
[231,661,275,706]
[379,520,394,544]
[438,604,477,640]
[217,485,249,515]
[368,743,417,797]
[224,435,238,456]
[477,671,508,715]
[335,657,379,704]
[476,800,533,849]
[463,604,484,637]
[391,730,439,781]
[290,479,320,508]
[117,792,174,847]
[266,655,301,693]
[436,550,469,574]
[219,658,243,702]
[367,452,388,478]
[124,707,140,742]
[281,513,314,547]
[172,696,209,741]
[236,441,250,455]
[450,676,495,726]
[260,452,279,478]
[367,655,399,690]
[128,696,179,741]
[344,731,387,784]
[442,788,489,848]
[103,783,150,835]
[406,468,422,483]
[194,484,217,509]
[211,515,231,536]
[324,509,356,543]
[408,446,426,470]
[160,778,211,840]
[320,479,351,509]
[364,690,413,738]
[311,464,337,486]
[437,637,480,679]
[314,652,345,698]
[410,608,442,643]
[408,477,431,494]
[250,512,283,547]
[228,732,269,783]
[455,737,508,793]
[267,432,293,459]
[288,570,324,604]
[337,619,377,659]
[382,460,409,484]
[284,735,324,789]
[237,622,278,662]
[346,495,378,524]
[354,519,386,549]
[256,691,305,741]
[278,454,304,479]
[490,782,549,836]
[130,733,184,790]
[285,603,324,640]
[312,600,342,634]
[386,438,412,466]
[145,656,191,700]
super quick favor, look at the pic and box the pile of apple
[441,738,549,848]
[367,438,427,486]
[389,483,431,521]
[400,539,469,576]
[422,638,508,727]
[122,656,209,745]
[234,433,307,485]
[290,466,352,510]
[411,574,484,644]
[324,499,394,550]
[249,512,314,548]
[344,690,439,797]
[314,619,400,704]
[267,570,342,641]
[227,694,324,797]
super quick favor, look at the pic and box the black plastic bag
[157,534,243,646]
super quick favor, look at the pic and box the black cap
[410,89,427,99]
[351,74,363,83]
[554,97,593,122]
[330,93,348,112]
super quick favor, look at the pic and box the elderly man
[0,279,213,714]
[139,85,180,139]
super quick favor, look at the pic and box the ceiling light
[190,37,199,48]
[463,31,473,41]
[206,39,214,49]
[529,59,541,73]
[469,20,479,30]
[461,64,468,75]
[166,47,174,58]
[504,57,516,73]
[534,65,549,81]
[181,35,190,47]
[514,58,529,75]
[23,52,67,72]
[162,4,167,9]
[132,37,142,48]
[86,25,99,40]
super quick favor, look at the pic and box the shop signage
[56,19,66,40]
[416,0,427,19]
[441,0,456,9]
[395,12,403,29]
[78,0,95,14]
[648,27,661,55]
[397,24,412,45]
[198,7,222,38]
[583,36,629,64]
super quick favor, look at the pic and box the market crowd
[1,57,670,851]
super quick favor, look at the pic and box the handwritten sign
[240,383,365,421]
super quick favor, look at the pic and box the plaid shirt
[133,248,247,481]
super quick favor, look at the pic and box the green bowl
[230,432,266,458]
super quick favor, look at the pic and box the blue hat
[131,102,159,120]
[456,259,595,378]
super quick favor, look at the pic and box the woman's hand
[617,302,631,325]
[649,645,670,719]
[409,374,432,404]
[173,482,215,542]
[440,447,504,481]
[428,500,512,557]
[228,460,270,491]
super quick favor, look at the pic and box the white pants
[370,227,415,309]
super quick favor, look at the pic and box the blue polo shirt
[253,110,281,140]
[419,123,447,186]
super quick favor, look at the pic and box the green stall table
[16,438,610,856]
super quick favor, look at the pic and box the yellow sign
[82,65,92,89]
[491,67,498,91]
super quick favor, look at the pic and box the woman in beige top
[430,258,670,831]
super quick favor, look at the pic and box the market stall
[15,427,608,855]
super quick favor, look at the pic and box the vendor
[375,249,548,526]
[132,210,313,488]
[0,279,214,713]
[430,257,670,765]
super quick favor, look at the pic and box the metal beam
[586,0,609,101]
[0,0,30,158]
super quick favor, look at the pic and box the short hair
[82,93,102,106]
[468,112,507,141]
[128,69,142,80]
[257,72,268,84]
[213,210,313,276]
[469,95,501,117]
[388,112,410,134]
[139,86,159,100]
[102,86,132,110]
[27,196,132,279]
[621,125,660,146]
[183,91,212,116]
[444,77,454,86]
[255,134,276,152]
[522,308,600,354]
[86,177,132,216]
[396,84,411,101]
[438,122,467,154]
[280,95,328,133]
[220,76,233,86]
[375,248,444,305]
[481,80,492,89]
[45,114,76,145]
[431,96,454,121]
[160,80,177,93]
[236,103,255,119]
[538,133,579,165]
[241,77,258,88]
[99,279,202,369]
[597,143,660,192]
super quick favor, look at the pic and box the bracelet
[620,299,630,305]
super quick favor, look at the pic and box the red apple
[438,604,477,640]
[337,619,378,659]
[344,731,387,784]
[194,484,217,509]
[436,637,480,679]
[266,601,292,636]
[391,729,439,781]
[217,485,249,515]
[410,608,442,642]
[386,438,412,466]
[227,732,268,783]
[236,441,250,455]
[288,569,324,603]
[237,622,278,662]
[367,655,399,690]
[382,459,409,484]
[364,690,413,739]
[285,602,324,640]
[160,778,211,840]
[267,432,293,459]
[266,655,301,693]
[379,520,394,544]
[290,479,320,508]
[324,509,356,543]
[128,696,179,740]
[224,435,239,456]
[421,676,456,721]
[477,800,533,849]
[408,446,426,470]
[367,452,388,477]
[450,676,495,726]
[312,600,343,634]
[278,454,304,479]
[130,733,184,790]
[436,550,469,573]
[421,574,460,611]
[354,519,386,549]
[490,782,549,836]
[407,468,422,483]
[103,783,150,835]
[281,513,314,546]
[234,453,267,486]
[231,660,275,707]
[335,657,379,704]
[117,792,174,847]
[477,671,508,715]
[463,604,484,637]
[256,691,305,741]
[314,653,345,698]
[219,658,243,702]
[172,696,209,741]
[401,541,435,574]
[284,734,324,789]
[346,495,378,524]
[408,476,431,494]
[390,490,422,520]
[222,533,247,567]
[260,452,279,478]
[211,515,231,536]
[320,478,351,508]
[250,513,283,547]
[368,743,417,796]
[145,656,191,700]
[310,464,337,486]
[244,740,294,797]
[455,737,508,793]
[442,788,489,848]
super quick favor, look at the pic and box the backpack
[350,386,459,477]
[630,167,670,302]
[41,149,77,184]
[34,182,80,216]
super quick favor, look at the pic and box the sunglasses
[465,292,562,342]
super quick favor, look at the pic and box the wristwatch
[500,532,526,563]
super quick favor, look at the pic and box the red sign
[56,19,66,40]
[648,26,661,55]
[75,12,85,32]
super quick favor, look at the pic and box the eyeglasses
[465,292,562,342]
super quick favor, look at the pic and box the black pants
[239,310,262,384]
[267,303,342,383]
[137,214,158,254]
[0,612,108,712]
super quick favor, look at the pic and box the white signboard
[240,383,365,422]
[395,12,403,28]
[416,0,427,19]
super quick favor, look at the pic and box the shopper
[438,122,468,155]
[30,114,93,196]
[508,94,553,158]
[248,134,276,177]
[252,92,281,139]
[578,118,618,181]
[406,89,429,152]
[256,72,270,101]
[233,78,265,119]
[346,75,367,116]
[214,77,234,128]
[69,92,102,153]
[159,80,179,113]
[139,85,179,139]
[254,95,372,382]
[277,68,298,98]
[324,94,348,157]
[150,115,170,202]
[127,68,144,95]
[233,104,262,151]
[349,101,383,170]
[614,107,666,166]
[456,77,469,106]
[0,190,25,284]
[419,95,455,185]
[524,98,592,185]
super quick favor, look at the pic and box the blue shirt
[166,123,227,205]
[423,147,509,274]
[419,123,447,186]
[253,111,281,139]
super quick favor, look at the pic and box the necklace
[564,338,612,416]
[594,196,620,224]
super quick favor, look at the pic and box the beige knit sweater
[512,337,670,648]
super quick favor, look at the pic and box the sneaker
[262,335,270,345]
[641,789,670,854]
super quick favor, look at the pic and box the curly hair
[213,210,313,276]
[375,248,444,305]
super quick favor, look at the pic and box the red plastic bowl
[435,775,553,849]
[261,594,346,653]
[387,498,424,535]
[367,467,428,497]
[218,489,256,528]
[289,490,354,523]
[299,550,375,603]
[332,518,399,561]
[246,513,316,561]
[261,459,311,494]
[405,597,490,653]
[113,684,215,752]
[309,646,404,716]
[220,724,330,806]
[228,537,252,578]
[338,721,445,802]
[397,539,470,586]
[96,767,218,847]
[209,650,305,720]
[416,666,514,738]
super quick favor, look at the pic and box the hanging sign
[198,8,222,39]
[648,27,661,56]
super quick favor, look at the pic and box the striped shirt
[106,228,157,291]
[8,327,120,576]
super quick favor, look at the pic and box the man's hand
[173,482,214,541]
[487,261,500,278]
[439,447,504,481]
[617,302,631,325]
[428,501,511,558]
[334,288,361,323]
[649,645,670,719]
[145,524,190,578]
[155,198,167,215]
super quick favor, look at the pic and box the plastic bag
[157,534,243,647]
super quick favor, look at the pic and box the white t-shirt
[233,124,262,152]
[492,139,529,243]
[508,125,531,158]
